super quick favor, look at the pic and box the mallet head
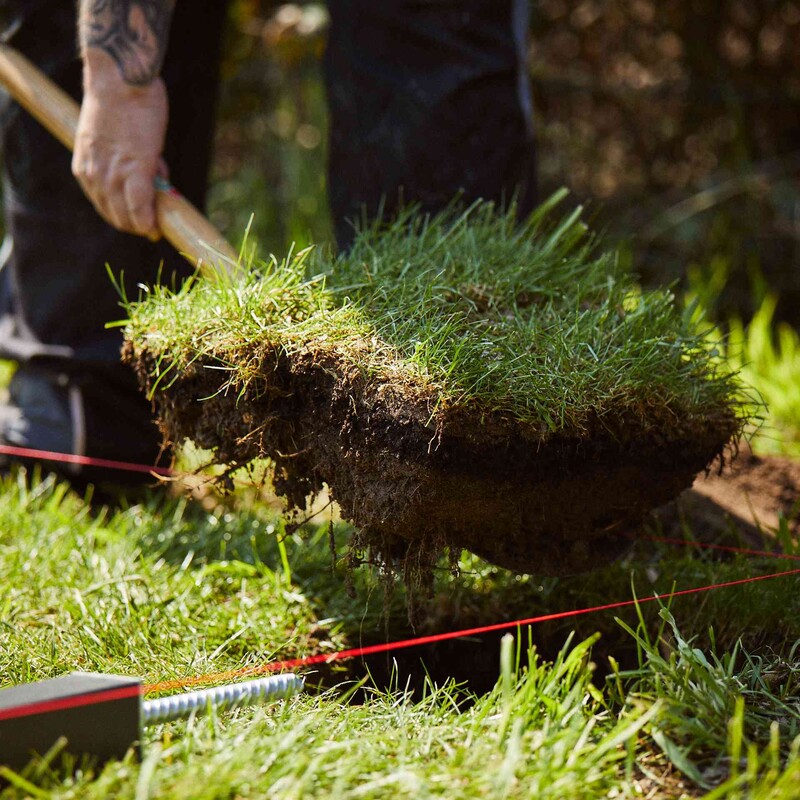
[0,671,303,773]
[0,672,142,771]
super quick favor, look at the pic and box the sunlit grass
[685,257,800,456]
[125,194,746,445]
[1,472,799,798]
[726,297,800,456]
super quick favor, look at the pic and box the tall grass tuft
[686,256,800,454]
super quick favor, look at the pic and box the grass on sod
[124,193,745,442]
[1,470,799,798]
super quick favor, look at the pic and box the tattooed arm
[80,0,174,86]
[72,1,176,239]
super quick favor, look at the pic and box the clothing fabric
[0,0,537,470]
[325,0,537,247]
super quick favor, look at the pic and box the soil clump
[125,339,739,579]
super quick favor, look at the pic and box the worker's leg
[0,0,228,479]
[324,0,537,247]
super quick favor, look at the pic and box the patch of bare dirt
[124,340,739,580]
[653,442,800,547]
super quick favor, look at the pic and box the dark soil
[125,337,740,581]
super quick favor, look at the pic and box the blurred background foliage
[213,0,800,327]
[211,1,332,253]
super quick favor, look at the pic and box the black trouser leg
[0,1,228,467]
[324,0,537,248]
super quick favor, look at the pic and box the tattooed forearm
[79,0,176,86]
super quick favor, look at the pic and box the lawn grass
[1,470,799,798]
[2,200,799,798]
[125,194,745,441]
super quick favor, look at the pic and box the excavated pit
[124,339,740,577]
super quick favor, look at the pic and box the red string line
[635,534,800,562]
[0,443,173,477]
[4,440,799,564]
[0,685,143,723]
[2,442,798,562]
[144,566,800,694]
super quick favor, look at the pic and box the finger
[103,174,135,235]
[124,172,160,241]
[72,152,121,230]
[71,151,86,185]
[71,151,100,205]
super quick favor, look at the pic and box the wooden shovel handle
[0,43,238,278]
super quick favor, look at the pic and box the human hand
[72,75,168,241]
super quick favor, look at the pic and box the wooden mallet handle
[0,43,239,278]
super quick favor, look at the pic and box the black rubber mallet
[0,672,303,772]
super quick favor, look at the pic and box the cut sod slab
[123,196,746,578]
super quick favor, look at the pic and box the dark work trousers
[0,0,535,472]
[0,0,228,469]
[325,0,537,248]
